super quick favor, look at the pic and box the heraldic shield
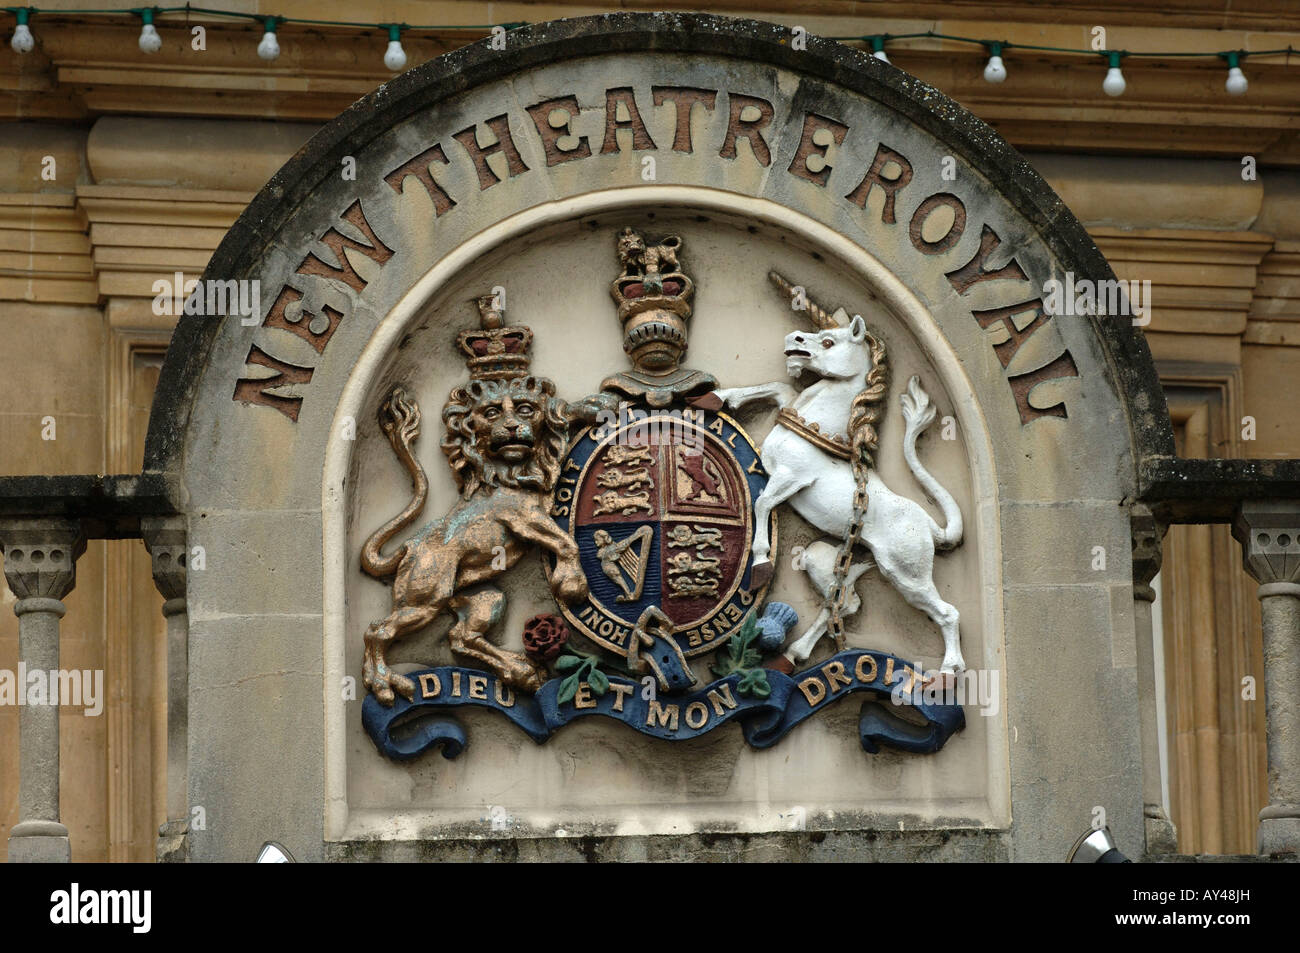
[549,406,771,664]
[359,226,966,762]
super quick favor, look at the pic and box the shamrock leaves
[554,650,610,705]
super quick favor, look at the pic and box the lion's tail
[360,387,428,579]
[900,376,963,552]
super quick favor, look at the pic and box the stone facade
[2,4,1299,862]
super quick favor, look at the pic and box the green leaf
[556,672,579,705]
[737,669,771,699]
[713,614,764,678]
[554,654,582,673]
[588,668,609,696]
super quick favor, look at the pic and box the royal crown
[610,227,694,323]
[457,293,533,381]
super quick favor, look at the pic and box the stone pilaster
[1130,504,1178,855]
[1233,501,1300,856]
[141,516,190,863]
[0,519,86,863]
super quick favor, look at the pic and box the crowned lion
[360,358,588,704]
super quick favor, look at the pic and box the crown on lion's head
[440,375,568,498]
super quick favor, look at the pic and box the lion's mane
[440,376,568,498]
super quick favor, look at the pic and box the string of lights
[840,31,1290,95]
[3,6,1293,95]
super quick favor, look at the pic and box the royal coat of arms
[361,228,965,761]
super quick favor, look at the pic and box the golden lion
[360,379,588,705]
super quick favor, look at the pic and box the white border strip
[321,185,1006,841]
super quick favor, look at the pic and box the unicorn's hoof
[764,655,795,675]
[749,560,774,590]
[688,391,724,412]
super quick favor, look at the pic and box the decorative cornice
[1247,240,1300,346]
[0,518,87,602]
[1233,500,1300,586]
[1130,502,1166,593]
[1091,228,1276,337]
[76,185,250,300]
[140,515,187,603]
[1140,457,1300,522]
[4,11,1300,163]
[0,193,95,304]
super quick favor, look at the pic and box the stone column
[1233,501,1300,856]
[1130,504,1177,855]
[141,516,190,863]
[0,519,87,863]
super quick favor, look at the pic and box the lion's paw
[365,669,416,707]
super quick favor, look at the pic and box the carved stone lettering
[232,344,314,422]
[651,86,717,153]
[844,143,914,224]
[909,192,967,255]
[452,114,530,190]
[600,87,657,154]
[945,224,1029,295]
[383,144,457,216]
[972,298,1050,369]
[787,112,848,187]
[1008,350,1080,423]
[718,92,774,166]
[262,284,343,354]
[295,199,394,294]
[525,95,593,165]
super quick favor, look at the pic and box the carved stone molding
[0,195,96,306]
[141,515,187,603]
[1130,503,1167,601]
[1233,501,1300,587]
[1232,500,1300,855]
[0,518,86,863]
[0,519,87,602]
[141,514,189,862]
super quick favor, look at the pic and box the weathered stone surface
[133,13,1171,860]
[327,828,1008,863]
[1234,501,1300,855]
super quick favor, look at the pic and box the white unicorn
[695,276,966,673]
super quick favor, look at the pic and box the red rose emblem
[522,614,570,663]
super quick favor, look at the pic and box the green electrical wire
[832,30,1294,61]
[1,7,1294,63]
[1,4,529,31]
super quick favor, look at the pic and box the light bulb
[139,23,161,54]
[384,39,406,71]
[1223,53,1248,95]
[382,25,407,71]
[257,30,280,60]
[873,49,890,64]
[10,23,33,54]
[984,54,1006,83]
[1101,52,1127,97]
[868,36,889,64]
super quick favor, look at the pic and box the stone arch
[141,13,1170,860]
[145,13,1171,473]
